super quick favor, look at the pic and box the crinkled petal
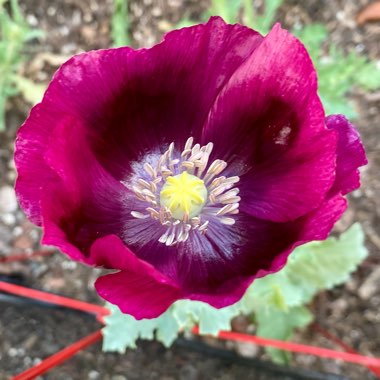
[202,24,336,222]
[326,115,367,196]
[187,276,253,308]
[93,235,182,319]
[239,126,337,222]
[15,104,61,225]
[40,117,135,262]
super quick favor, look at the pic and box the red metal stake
[198,327,380,369]
[12,330,103,380]
[0,281,108,317]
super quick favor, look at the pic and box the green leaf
[0,0,44,130]
[102,303,180,352]
[154,312,181,347]
[255,306,313,364]
[172,300,239,335]
[111,0,130,47]
[103,299,240,353]
[288,223,367,294]
[244,224,367,313]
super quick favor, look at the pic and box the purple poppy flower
[15,17,366,319]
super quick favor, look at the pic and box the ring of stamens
[128,137,240,246]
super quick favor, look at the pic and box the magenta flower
[15,17,366,319]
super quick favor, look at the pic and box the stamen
[220,217,235,225]
[203,160,227,184]
[216,203,239,216]
[143,163,156,179]
[146,207,159,219]
[131,211,149,219]
[184,137,194,151]
[137,179,151,188]
[130,137,241,245]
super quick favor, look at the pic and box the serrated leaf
[102,298,241,353]
[102,303,180,352]
[154,312,181,347]
[287,223,367,294]
[173,300,239,335]
[255,306,313,364]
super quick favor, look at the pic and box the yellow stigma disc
[160,171,207,219]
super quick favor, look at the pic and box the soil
[0,0,379,379]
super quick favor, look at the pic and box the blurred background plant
[0,0,44,131]
[294,23,380,118]
[112,0,131,47]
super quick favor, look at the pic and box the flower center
[128,137,241,246]
[160,172,207,219]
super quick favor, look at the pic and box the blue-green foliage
[0,0,44,131]
[103,224,367,362]
[111,0,131,47]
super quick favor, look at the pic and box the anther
[131,211,149,219]
[130,137,240,245]
[143,163,156,178]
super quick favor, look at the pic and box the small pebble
[358,267,380,300]
[0,186,18,213]
[1,213,16,226]
[89,370,100,379]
